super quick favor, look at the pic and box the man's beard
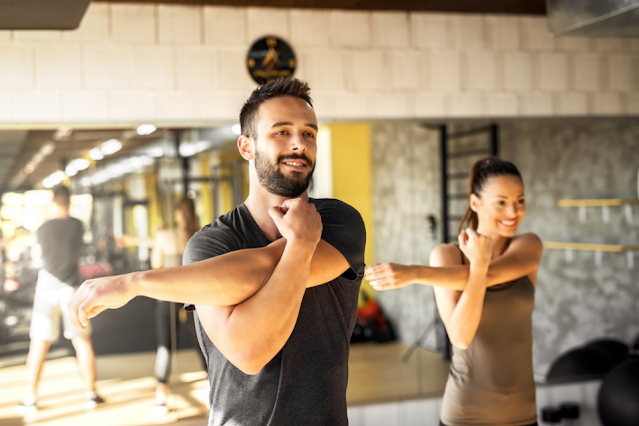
[254,150,315,197]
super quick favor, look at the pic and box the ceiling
[2,129,165,192]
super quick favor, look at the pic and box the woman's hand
[458,228,492,268]
[364,263,415,291]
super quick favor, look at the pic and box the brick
[110,91,156,121]
[202,90,248,121]
[290,10,330,47]
[450,14,485,50]
[520,93,553,115]
[133,46,174,89]
[155,91,205,121]
[62,91,109,122]
[429,51,461,92]
[308,91,333,119]
[63,2,109,42]
[218,49,257,90]
[521,17,554,50]
[158,5,202,45]
[112,4,155,43]
[502,52,534,91]
[304,50,346,91]
[387,52,420,90]
[591,93,622,115]
[607,55,633,91]
[411,12,450,50]
[13,91,62,122]
[486,94,518,116]
[594,38,629,52]
[330,11,370,48]
[84,45,133,88]
[572,54,601,91]
[538,53,568,91]
[557,93,588,115]
[486,16,520,50]
[247,8,290,42]
[373,92,413,118]
[176,47,218,90]
[372,12,409,48]
[556,36,591,51]
[204,6,246,47]
[0,45,33,88]
[449,93,483,117]
[36,45,82,88]
[464,51,497,91]
[628,94,639,115]
[332,93,373,118]
[415,92,446,117]
[0,91,12,122]
[13,30,62,42]
[348,51,384,91]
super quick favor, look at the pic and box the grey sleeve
[315,200,367,281]
[182,223,242,311]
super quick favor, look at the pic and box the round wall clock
[246,36,296,85]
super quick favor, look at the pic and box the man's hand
[458,228,492,267]
[269,198,322,248]
[364,263,415,291]
[67,273,139,330]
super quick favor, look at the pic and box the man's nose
[290,132,306,152]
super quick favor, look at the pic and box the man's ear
[238,135,254,160]
[469,193,481,213]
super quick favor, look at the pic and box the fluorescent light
[89,148,104,160]
[101,139,122,156]
[137,124,157,136]
[65,164,78,176]
[71,158,90,171]
[148,147,164,158]
[231,124,242,135]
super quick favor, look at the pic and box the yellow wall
[325,123,376,303]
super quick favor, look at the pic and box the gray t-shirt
[183,198,366,426]
[36,217,83,287]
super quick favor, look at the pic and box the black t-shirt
[36,217,83,286]
[183,199,366,426]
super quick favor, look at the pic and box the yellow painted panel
[557,199,637,207]
[326,123,376,304]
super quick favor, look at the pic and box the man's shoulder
[184,205,247,264]
[311,198,364,223]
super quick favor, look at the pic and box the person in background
[366,157,542,426]
[119,196,205,415]
[17,185,104,414]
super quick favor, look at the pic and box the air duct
[546,0,639,37]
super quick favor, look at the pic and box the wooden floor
[0,343,450,426]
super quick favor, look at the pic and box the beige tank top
[440,248,537,426]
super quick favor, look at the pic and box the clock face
[246,36,296,85]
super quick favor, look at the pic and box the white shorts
[29,270,91,341]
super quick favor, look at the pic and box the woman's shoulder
[430,243,464,266]
[510,233,543,253]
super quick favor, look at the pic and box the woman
[120,197,203,415]
[365,157,543,426]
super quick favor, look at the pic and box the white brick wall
[0,2,637,125]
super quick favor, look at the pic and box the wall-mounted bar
[545,241,638,252]
[557,199,637,207]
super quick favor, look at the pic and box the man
[68,77,366,425]
[17,186,103,414]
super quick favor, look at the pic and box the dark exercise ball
[546,347,619,383]
[584,339,629,365]
[598,358,639,426]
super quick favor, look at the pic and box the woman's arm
[432,229,491,350]
[365,233,542,291]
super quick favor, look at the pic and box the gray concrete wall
[371,119,639,375]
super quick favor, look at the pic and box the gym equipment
[546,339,629,383]
[597,357,639,426]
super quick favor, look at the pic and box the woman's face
[471,174,525,238]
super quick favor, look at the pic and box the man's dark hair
[52,185,71,207]
[239,77,313,141]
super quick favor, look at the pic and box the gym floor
[0,342,450,426]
